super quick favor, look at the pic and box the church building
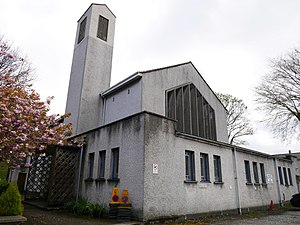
[64,4,299,221]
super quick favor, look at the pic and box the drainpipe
[273,158,282,206]
[232,147,242,214]
[76,145,84,201]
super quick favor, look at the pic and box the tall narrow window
[183,85,191,134]
[200,153,209,182]
[253,162,259,184]
[97,15,109,41]
[77,17,87,44]
[213,155,222,182]
[111,148,119,179]
[88,152,95,178]
[244,160,251,183]
[278,166,283,185]
[185,151,195,181]
[98,150,106,178]
[283,167,288,186]
[260,163,266,184]
[288,168,293,185]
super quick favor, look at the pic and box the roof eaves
[101,72,142,97]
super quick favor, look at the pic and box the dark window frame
[253,162,259,184]
[260,163,266,184]
[287,168,293,185]
[278,166,284,185]
[200,153,210,182]
[185,150,196,181]
[88,152,95,178]
[244,160,251,183]
[97,15,109,41]
[283,167,289,186]
[77,17,87,44]
[213,155,222,182]
[98,150,106,178]
[111,148,119,179]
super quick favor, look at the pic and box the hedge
[0,182,23,216]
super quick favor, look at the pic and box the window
[278,166,283,185]
[288,168,293,185]
[111,148,119,179]
[244,160,251,183]
[77,17,87,44]
[283,167,288,186]
[260,163,266,184]
[200,153,209,182]
[98,150,106,178]
[185,151,195,181]
[97,15,109,41]
[88,152,95,178]
[166,83,217,141]
[213,155,222,182]
[253,162,259,184]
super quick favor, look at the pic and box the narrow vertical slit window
[77,17,87,44]
[88,152,95,178]
[111,148,119,179]
[98,150,106,178]
[200,153,210,182]
[253,162,259,184]
[288,168,293,185]
[183,85,191,134]
[244,160,251,183]
[260,163,266,184]
[278,166,283,185]
[185,150,195,181]
[283,167,288,186]
[213,155,222,182]
[97,15,109,41]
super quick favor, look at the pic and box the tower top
[77,4,116,22]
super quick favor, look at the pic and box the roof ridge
[138,61,192,74]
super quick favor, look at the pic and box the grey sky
[1,0,300,154]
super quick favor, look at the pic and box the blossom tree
[0,41,72,168]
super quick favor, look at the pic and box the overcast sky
[1,0,300,154]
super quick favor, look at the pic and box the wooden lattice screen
[47,146,80,206]
[26,155,54,199]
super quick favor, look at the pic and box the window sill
[214,181,224,185]
[95,178,106,183]
[85,178,94,182]
[184,180,198,184]
[246,182,253,185]
[107,178,120,182]
[200,180,211,183]
[261,183,268,187]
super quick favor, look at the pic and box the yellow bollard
[110,187,120,204]
[121,190,129,204]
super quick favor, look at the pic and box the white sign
[267,174,273,184]
[153,164,158,174]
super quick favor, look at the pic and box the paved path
[214,210,300,225]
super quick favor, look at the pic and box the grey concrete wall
[104,80,142,124]
[81,114,145,219]
[143,113,236,221]
[275,158,298,203]
[141,63,228,143]
[142,113,298,221]
[234,151,279,208]
[65,4,115,135]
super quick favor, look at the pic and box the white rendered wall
[104,80,142,124]
[141,63,228,143]
[65,4,115,135]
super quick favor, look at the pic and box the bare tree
[217,93,253,145]
[255,48,300,141]
[0,35,34,86]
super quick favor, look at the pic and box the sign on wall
[267,174,273,184]
[153,164,158,174]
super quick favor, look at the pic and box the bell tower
[65,4,116,135]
